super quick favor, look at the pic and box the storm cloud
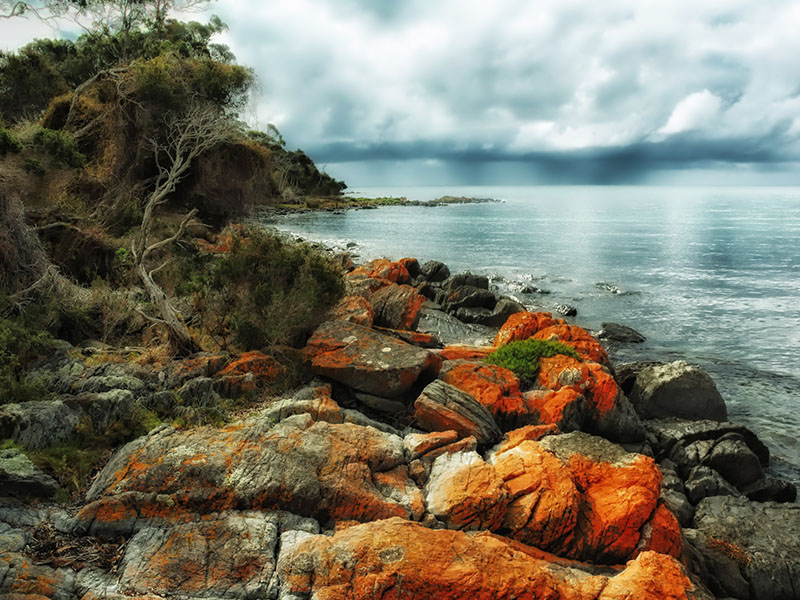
[6,0,800,183]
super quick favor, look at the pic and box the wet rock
[445,272,489,291]
[0,448,58,498]
[420,260,450,283]
[693,495,800,600]
[304,321,440,398]
[645,418,769,467]
[685,466,741,504]
[494,311,562,347]
[328,294,374,327]
[441,285,497,313]
[630,361,727,421]
[740,476,797,503]
[370,283,426,330]
[413,380,502,447]
[454,297,526,327]
[598,322,646,343]
[76,416,422,537]
[685,434,764,488]
[0,400,81,450]
[555,303,578,317]
[424,450,510,530]
[276,518,707,600]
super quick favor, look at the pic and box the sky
[4,0,800,186]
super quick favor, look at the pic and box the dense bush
[33,128,85,167]
[0,317,55,404]
[485,338,580,383]
[0,128,22,155]
[178,227,344,350]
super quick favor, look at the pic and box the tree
[132,100,237,353]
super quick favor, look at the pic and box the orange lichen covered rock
[490,440,580,552]
[534,324,609,366]
[439,344,495,361]
[539,432,664,563]
[375,327,440,348]
[215,351,285,396]
[494,311,563,346]
[329,294,374,327]
[636,503,683,558]
[75,417,422,537]
[304,320,440,398]
[349,258,411,284]
[521,388,587,432]
[494,424,560,454]
[424,450,510,530]
[403,430,460,461]
[277,518,708,600]
[370,283,426,330]
[440,361,520,411]
[538,355,644,442]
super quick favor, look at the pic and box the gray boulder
[420,260,450,283]
[692,496,800,600]
[445,272,489,290]
[685,465,742,504]
[66,389,137,432]
[441,285,497,313]
[0,400,81,450]
[0,447,58,498]
[413,380,501,447]
[630,361,727,421]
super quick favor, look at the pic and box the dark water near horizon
[270,185,800,487]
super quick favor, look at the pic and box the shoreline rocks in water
[2,255,798,600]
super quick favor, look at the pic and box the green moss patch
[485,338,580,383]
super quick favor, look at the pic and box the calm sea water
[270,185,800,486]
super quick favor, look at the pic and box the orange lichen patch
[3,557,59,597]
[334,520,362,532]
[494,311,563,347]
[491,440,579,551]
[216,351,286,395]
[279,518,700,600]
[494,425,560,454]
[706,536,753,568]
[597,551,700,600]
[637,504,683,558]
[538,355,620,419]
[439,344,495,361]
[329,294,374,327]
[533,324,609,366]
[397,257,420,275]
[565,453,662,563]
[370,284,426,330]
[523,388,585,428]
[441,361,521,410]
[169,354,230,380]
[349,258,411,284]
[404,430,460,459]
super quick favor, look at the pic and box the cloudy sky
[6,0,800,185]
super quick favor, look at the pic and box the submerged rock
[598,322,647,343]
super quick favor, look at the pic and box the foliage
[0,127,22,155]
[22,156,46,175]
[485,338,580,383]
[0,316,56,404]
[177,227,344,350]
[33,127,85,167]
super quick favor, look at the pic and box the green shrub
[0,127,22,155]
[485,338,580,383]
[33,127,85,167]
[22,156,45,176]
[178,227,344,350]
[0,317,55,404]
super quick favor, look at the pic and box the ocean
[269,185,800,487]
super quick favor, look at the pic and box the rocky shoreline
[263,194,503,217]
[2,255,799,599]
